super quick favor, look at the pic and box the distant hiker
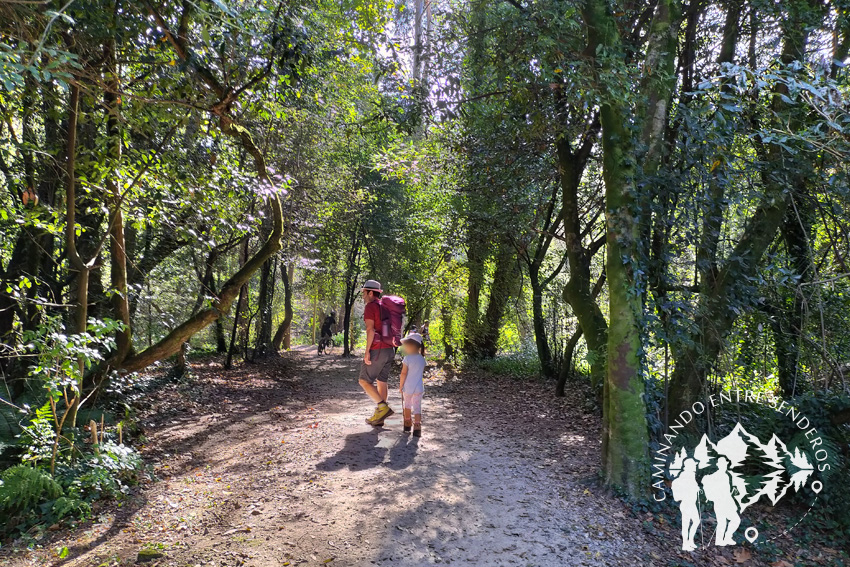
[671,458,701,551]
[360,280,396,426]
[318,311,336,354]
[420,320,431,344]
[399,332,426,437]
[702,457,740,546]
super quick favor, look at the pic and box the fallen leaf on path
[733,548,752,563]
[770,561,793,567]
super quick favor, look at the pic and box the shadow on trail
[143,353,362,476]
[386,433,419,470]
[49,494,148,567]
[316,428,387,471]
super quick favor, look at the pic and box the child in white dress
[399,332,426,437]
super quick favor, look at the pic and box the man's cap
[361,279,383,292]
[401,332,423,345]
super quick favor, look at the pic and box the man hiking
[359,280,395,426]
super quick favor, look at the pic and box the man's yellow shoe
[365,403,394,426]
[365,406,383,424]
[373,403,394,422]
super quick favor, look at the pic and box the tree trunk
[234,235,251,355]
[529,269,554,378]
[774,185,813,396]
[272,262,294,351]
[105,23,132,363]
[557,134,607,392]
[63,83,90,429]
[342,226,363,357]
[478,241,519,358]
[440,298,456,363]
[581,0,682,496]
[254,256,275,357]
[522,181,564,380]
[211,272,228,353]
[556,327,584,397]
[463,237,486,357]
[176,342,189,375]
[225,284,247,370]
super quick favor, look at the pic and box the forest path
[5,349,659,567]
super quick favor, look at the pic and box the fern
[0,465,63,517]
[47,496,90,521]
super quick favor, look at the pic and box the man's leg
[368,349,395,424]
[359,379,383,403]
[359,352,385,406]
[376,348,393,404]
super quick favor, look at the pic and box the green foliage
[0,315,141,535]
[59,441,143,501]
[0,465,63,517]
[476,350,542,379]
[0,464,91,531]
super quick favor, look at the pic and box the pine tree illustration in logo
[668,421,817,550]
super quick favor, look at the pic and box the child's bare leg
[403,408,412,425]
[413,414,421,425]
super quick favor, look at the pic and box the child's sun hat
[401,332,423,345]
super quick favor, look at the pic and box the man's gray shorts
[358,347,395,384]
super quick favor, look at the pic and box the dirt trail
[3,349,660,567]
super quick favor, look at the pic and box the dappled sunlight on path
[1,350,655,567]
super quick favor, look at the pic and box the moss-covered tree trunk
[599,103,650,490]
[581,0,681,495]
[273,262,295,351]
[478,240,520,358]
[557,133,606,394]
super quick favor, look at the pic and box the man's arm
[364,317,375,364]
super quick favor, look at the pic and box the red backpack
[378,296,406,347]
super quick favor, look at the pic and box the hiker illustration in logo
[671,458,700,550]
[668,422,822,551]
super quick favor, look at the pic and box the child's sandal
[403,420,412,432]
[413,425,421,437]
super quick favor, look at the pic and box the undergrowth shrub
[475,349,542,378]
[0,316,143,537]
[0,465,90,532]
